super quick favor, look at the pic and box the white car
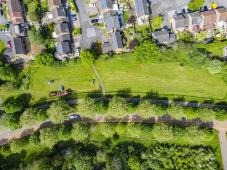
[69,114,80,120]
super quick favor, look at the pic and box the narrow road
[92,64,106,96]
[218,131,227,170]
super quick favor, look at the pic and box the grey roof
[173,15,185,29]
[188,12,202,25]
[110,31,123,50]
[152,30,176,44]
[56,22,69,35]
[184,14,189,26]
[57,34,71,42]
[102,41,112,53]
[134,0,149,17]
[13,38,25,54]
[104,11,124,32]
[53,6,66,18]
[57,41,71,55]
[99,0,112,10]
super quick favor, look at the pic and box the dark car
[69,114,80,120]
[91,18,98,23]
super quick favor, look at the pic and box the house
[98,0,112,13]
[152,30,176,45]
[48,0,62,11]
[57,34,71,42]
[52,6,67,21]
[187,12,202,33]
[104,11,124,32]
[13,37,30,55]
[56,22,70,36]
[134,0,149,25]
[110,31,123,51]
[215,7,227,32]
[200,10,216,31]
[6,0,24,24]
[56,41,71,60]
[171,15,185,33]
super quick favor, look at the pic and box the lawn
[95,54,227,101]
[0,62,99,104]
[195,41,227,57]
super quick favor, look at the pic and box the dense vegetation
[0,123,222,169]
[1,95,227,130]
[188,0,205,11]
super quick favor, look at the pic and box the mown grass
[0,61,99,104]
[95,54,227,102]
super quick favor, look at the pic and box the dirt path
[92,64,106,96]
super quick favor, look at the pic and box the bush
[133,41,161,62]
[80,49,96,66]
[36,53,55,66]
[151,16,163,31]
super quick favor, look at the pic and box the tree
[36,53,55,66]
[0,65,17,82]
[99,123,116,138]
[57,125,72,141]
[188,0,205,11]
[19,108,46,127]
[10,138,28,153]
[152,123,174,142]
[77,98,97,118]
[207,59,223,74]
[137,100,165,118]
[39,128,59,148]
[128,156,141,170]
[133,41,161,62]
[152,16,163,31]
[80,49,96,66]
[107,96,128,118]
[71,123,90,142]
[47,100,73,124]
[3,96,25,114]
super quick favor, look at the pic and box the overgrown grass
[195,41,227,57]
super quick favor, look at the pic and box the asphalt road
[218,131,227,170]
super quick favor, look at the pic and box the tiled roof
[152,30,176,44]
[53,6,66,18]
[188,12,202,25]
[110,31,123,50]
[215,7,227,22]
[57,41,71,55]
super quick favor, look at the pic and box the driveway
[75,0,103,49]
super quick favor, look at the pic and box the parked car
[91,18,98,23]
[7,41,12,48]
[69,114,80,120]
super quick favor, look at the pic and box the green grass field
[95,54,227,101]
[0,62,99,104]
[0,52,226,104]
